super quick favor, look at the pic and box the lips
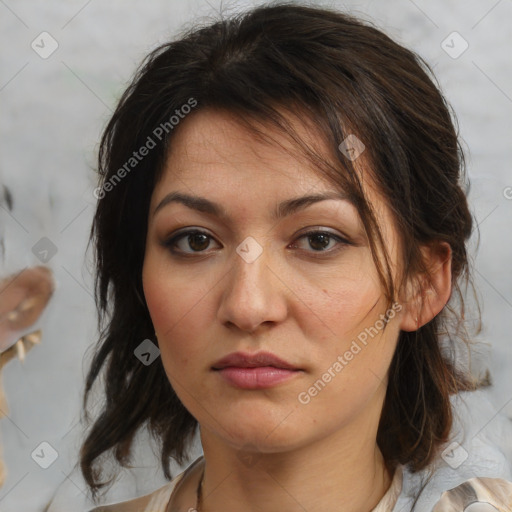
[212,351,300,371]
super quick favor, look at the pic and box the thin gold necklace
[196,468,205,511]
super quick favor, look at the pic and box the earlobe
[399,242,452,332]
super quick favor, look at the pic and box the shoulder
[395,470,512,511]
[432,477,512,511]
[394,389,512,510]
[86,482,176,512]
[86,456,204,512]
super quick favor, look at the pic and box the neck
[197,411,393,512]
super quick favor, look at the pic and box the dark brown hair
[81,1,481,499]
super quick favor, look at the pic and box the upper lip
[212,351,300,370]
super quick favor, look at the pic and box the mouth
[211,350,301,371]
[213,366,302,389]
[211,351,303,389]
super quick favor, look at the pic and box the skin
[142,108,452,512]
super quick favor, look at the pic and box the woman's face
[143,108,407,454]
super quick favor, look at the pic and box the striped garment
[432,477,512,511]
[86,457,512,512]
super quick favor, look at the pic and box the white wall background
[0,0,511,510]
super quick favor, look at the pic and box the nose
[216,241,288,333]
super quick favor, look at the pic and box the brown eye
[290,230,350,254]
[307,232,331,251]
[187,232,210,251]
[163,229,220,255]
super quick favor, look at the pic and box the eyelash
[162,228,351,258]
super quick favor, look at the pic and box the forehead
[160,108,329,185]
[152,108,399,241]
[151,109,352,225]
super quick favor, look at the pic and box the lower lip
[214,366,301,389]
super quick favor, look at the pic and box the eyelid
[161,226,352,257]
[288,228,351,257]
[162,228,219,255]
[294,225,350,241]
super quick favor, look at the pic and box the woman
[80,3,512,511]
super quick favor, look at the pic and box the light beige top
[88,456,512,512]
[88,456,403,512]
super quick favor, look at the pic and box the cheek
[291,255,398,408]
[294,312,399,440]
[142,255,216,370]
[291,252,383,340]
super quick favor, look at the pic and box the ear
[399,242,452,332]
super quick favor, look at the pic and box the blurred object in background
[0,180,56,487]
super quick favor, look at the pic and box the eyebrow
[152,191,352,221]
